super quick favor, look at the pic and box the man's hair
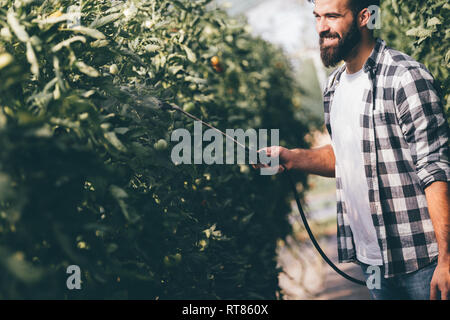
[309,0,380,17]
[347,0,380,17]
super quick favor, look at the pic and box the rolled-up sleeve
[395,66,450,190]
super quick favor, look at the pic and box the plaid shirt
[323,38,450,278]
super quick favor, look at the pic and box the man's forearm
[425,181,450,263]
[289,144,335,177]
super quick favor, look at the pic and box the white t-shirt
[330,67,383,265]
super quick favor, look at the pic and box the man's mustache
[319,32,341,45]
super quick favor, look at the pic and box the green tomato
[163,255,172,267]
[154,139,168,150]
[173,253,182,264]
[183,102,195,113]
[0,53,13,69]
[240,164,250,174]
[109,64,119,75]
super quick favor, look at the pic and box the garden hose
[280,163,366,286]
[160,101,366,287]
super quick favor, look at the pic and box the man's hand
[430,260,450,300]
[251,144,336,177]
[425,181,450,300]
[251,146,294,173]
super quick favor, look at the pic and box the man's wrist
[437,252,450,265]
[285,148,301,171]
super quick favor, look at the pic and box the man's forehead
[313,0,350,14]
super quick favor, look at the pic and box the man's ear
[358,8,372,29]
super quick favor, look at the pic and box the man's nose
[316,17,330,35]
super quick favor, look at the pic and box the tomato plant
[0,0,316,299]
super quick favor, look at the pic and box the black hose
[281,164,366,286]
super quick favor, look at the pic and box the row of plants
[0,0,318,299]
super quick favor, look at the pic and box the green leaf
[68,26,106,40]
[110,185,128,199]
[392,0,399,14]
[107,243,118,254]
[7,10,29,42]
[172,1,188,11]
[185,75,207,84]
[90,39,110,48]
[145,44,160,53]
[110,185,139,223]
[168,65,183,75]
[26,42,39,78]
[104,131,127,151]
[0,248,44,284]
[90,13,122,29]
[405,27,433,39]
[32,13,81,25]
[75,61,101,77]
[51,36,86,52]
[427,17,441,27]
[182,44,197,63]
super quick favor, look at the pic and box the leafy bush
[0,0,315,299]
[380,0,449,119]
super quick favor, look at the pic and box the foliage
[0,0,315,299]
[379,0,449,119]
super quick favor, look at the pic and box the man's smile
[320,36,340,47]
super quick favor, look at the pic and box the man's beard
[319,19,361,68]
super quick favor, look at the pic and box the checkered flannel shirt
[323,38,450,278]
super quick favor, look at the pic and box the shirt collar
[329,38,386,89]
[363,37,386,74]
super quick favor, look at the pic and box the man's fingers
[442,288,448,300]
[251,163,269,169]
[252,146,284,171]
[430,283,438,300]
[257,147,270,158]
[251,162,283,173]
[257,146,281,157]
